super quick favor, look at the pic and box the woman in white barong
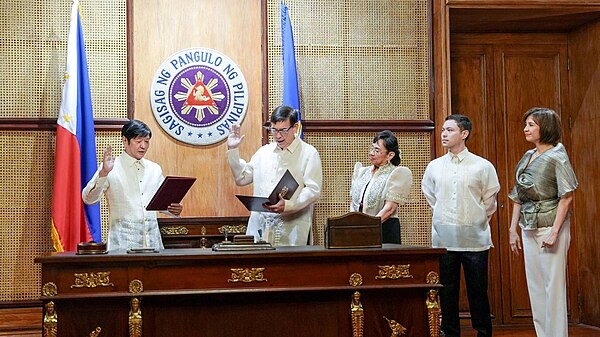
[350,130,412,244]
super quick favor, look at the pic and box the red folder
[145,176,196,211]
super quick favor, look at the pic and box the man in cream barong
[422,114,500,337]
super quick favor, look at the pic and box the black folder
[146,176,196,211]
[235,169,299,213]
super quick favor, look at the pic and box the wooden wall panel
[450,36,572,324]
[450,44,502,323]
[131,0,263,216]
[494,43,570,323]
[568,20,600,327]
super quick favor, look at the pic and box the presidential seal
[150,48,249,145]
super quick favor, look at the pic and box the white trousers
[522,221,570,337]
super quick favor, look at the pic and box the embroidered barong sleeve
[481,162,500,218]
[421,164,436,210]
[82,165,109,205]
[349,162,365,212]
[385,166,412,206]
[283,149,322,214]
[226,147,254,186]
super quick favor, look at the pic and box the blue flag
[281,2,303,138]
[52,0,102,251]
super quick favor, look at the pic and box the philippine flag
[281,1,303,139]
[51,0,102,252]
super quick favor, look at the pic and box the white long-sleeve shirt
[421,148,500,251]
[227,137,322,246]
[82,152,165,251]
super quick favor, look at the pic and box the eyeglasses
[263,124,296,135]
[369,145,387,154]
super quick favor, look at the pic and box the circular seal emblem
[150,48,249,145]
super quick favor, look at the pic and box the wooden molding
[0,118,129,131]
[300,119,435,132]
[446,0,600,9]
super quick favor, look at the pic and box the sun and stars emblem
[173,71,224,123]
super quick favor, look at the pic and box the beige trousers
[522,221,570,337]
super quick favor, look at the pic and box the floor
[2,324,600,336]
[462,324,600,336]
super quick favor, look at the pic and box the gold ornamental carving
[129,297,142,337]
[384,316,407,337]
[43,301,57,337]
[426,289,442,337]
[89,327,102,336]
[70,272,114,289]
[160,225,189,235]
[349,273,363,287]
[350,291,364,337]
[375,265,413,280]
[201,226,207,235]
[426,271,440,285]
[218,224,247,234]
[228,268,267,283]
[42,282,58,297]
[128,279,144,294]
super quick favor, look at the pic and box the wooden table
[158,216,249,249]
[35,245,444,337]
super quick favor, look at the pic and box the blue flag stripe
[75,9,102,242]
[281,2,303,138]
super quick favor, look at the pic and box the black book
[235,169,299,213]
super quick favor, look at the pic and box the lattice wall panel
[305,132,432,246]
[0,131,54,301]
[0,129,120,301]
[267,0,430,120]
[95,131,123,238]
[0,0,127,119]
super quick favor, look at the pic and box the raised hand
[227,124,245,149]
[99,145,115,177]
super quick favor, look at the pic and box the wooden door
[451,37,569,324]
[450,44,502,324]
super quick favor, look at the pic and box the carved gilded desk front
[36,245,444,337]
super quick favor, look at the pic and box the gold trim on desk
[218,224,247,234]
[42,282,57,297]
[43,301,57,337]
[228,268,267,283]
[160,225,189,235]
[384,316,407,336]
[128,298,142,337]
[128,279,143,294]
[426,289,441,337]
[426,271,440,285]
[70,272,114,289]
[375,264,413,279]
[350,291,364,337]
[349,273,363,287]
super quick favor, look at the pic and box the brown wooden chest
[325,212,382,249]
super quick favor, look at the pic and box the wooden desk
[35,245,444,337]
[158,216,249,249]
